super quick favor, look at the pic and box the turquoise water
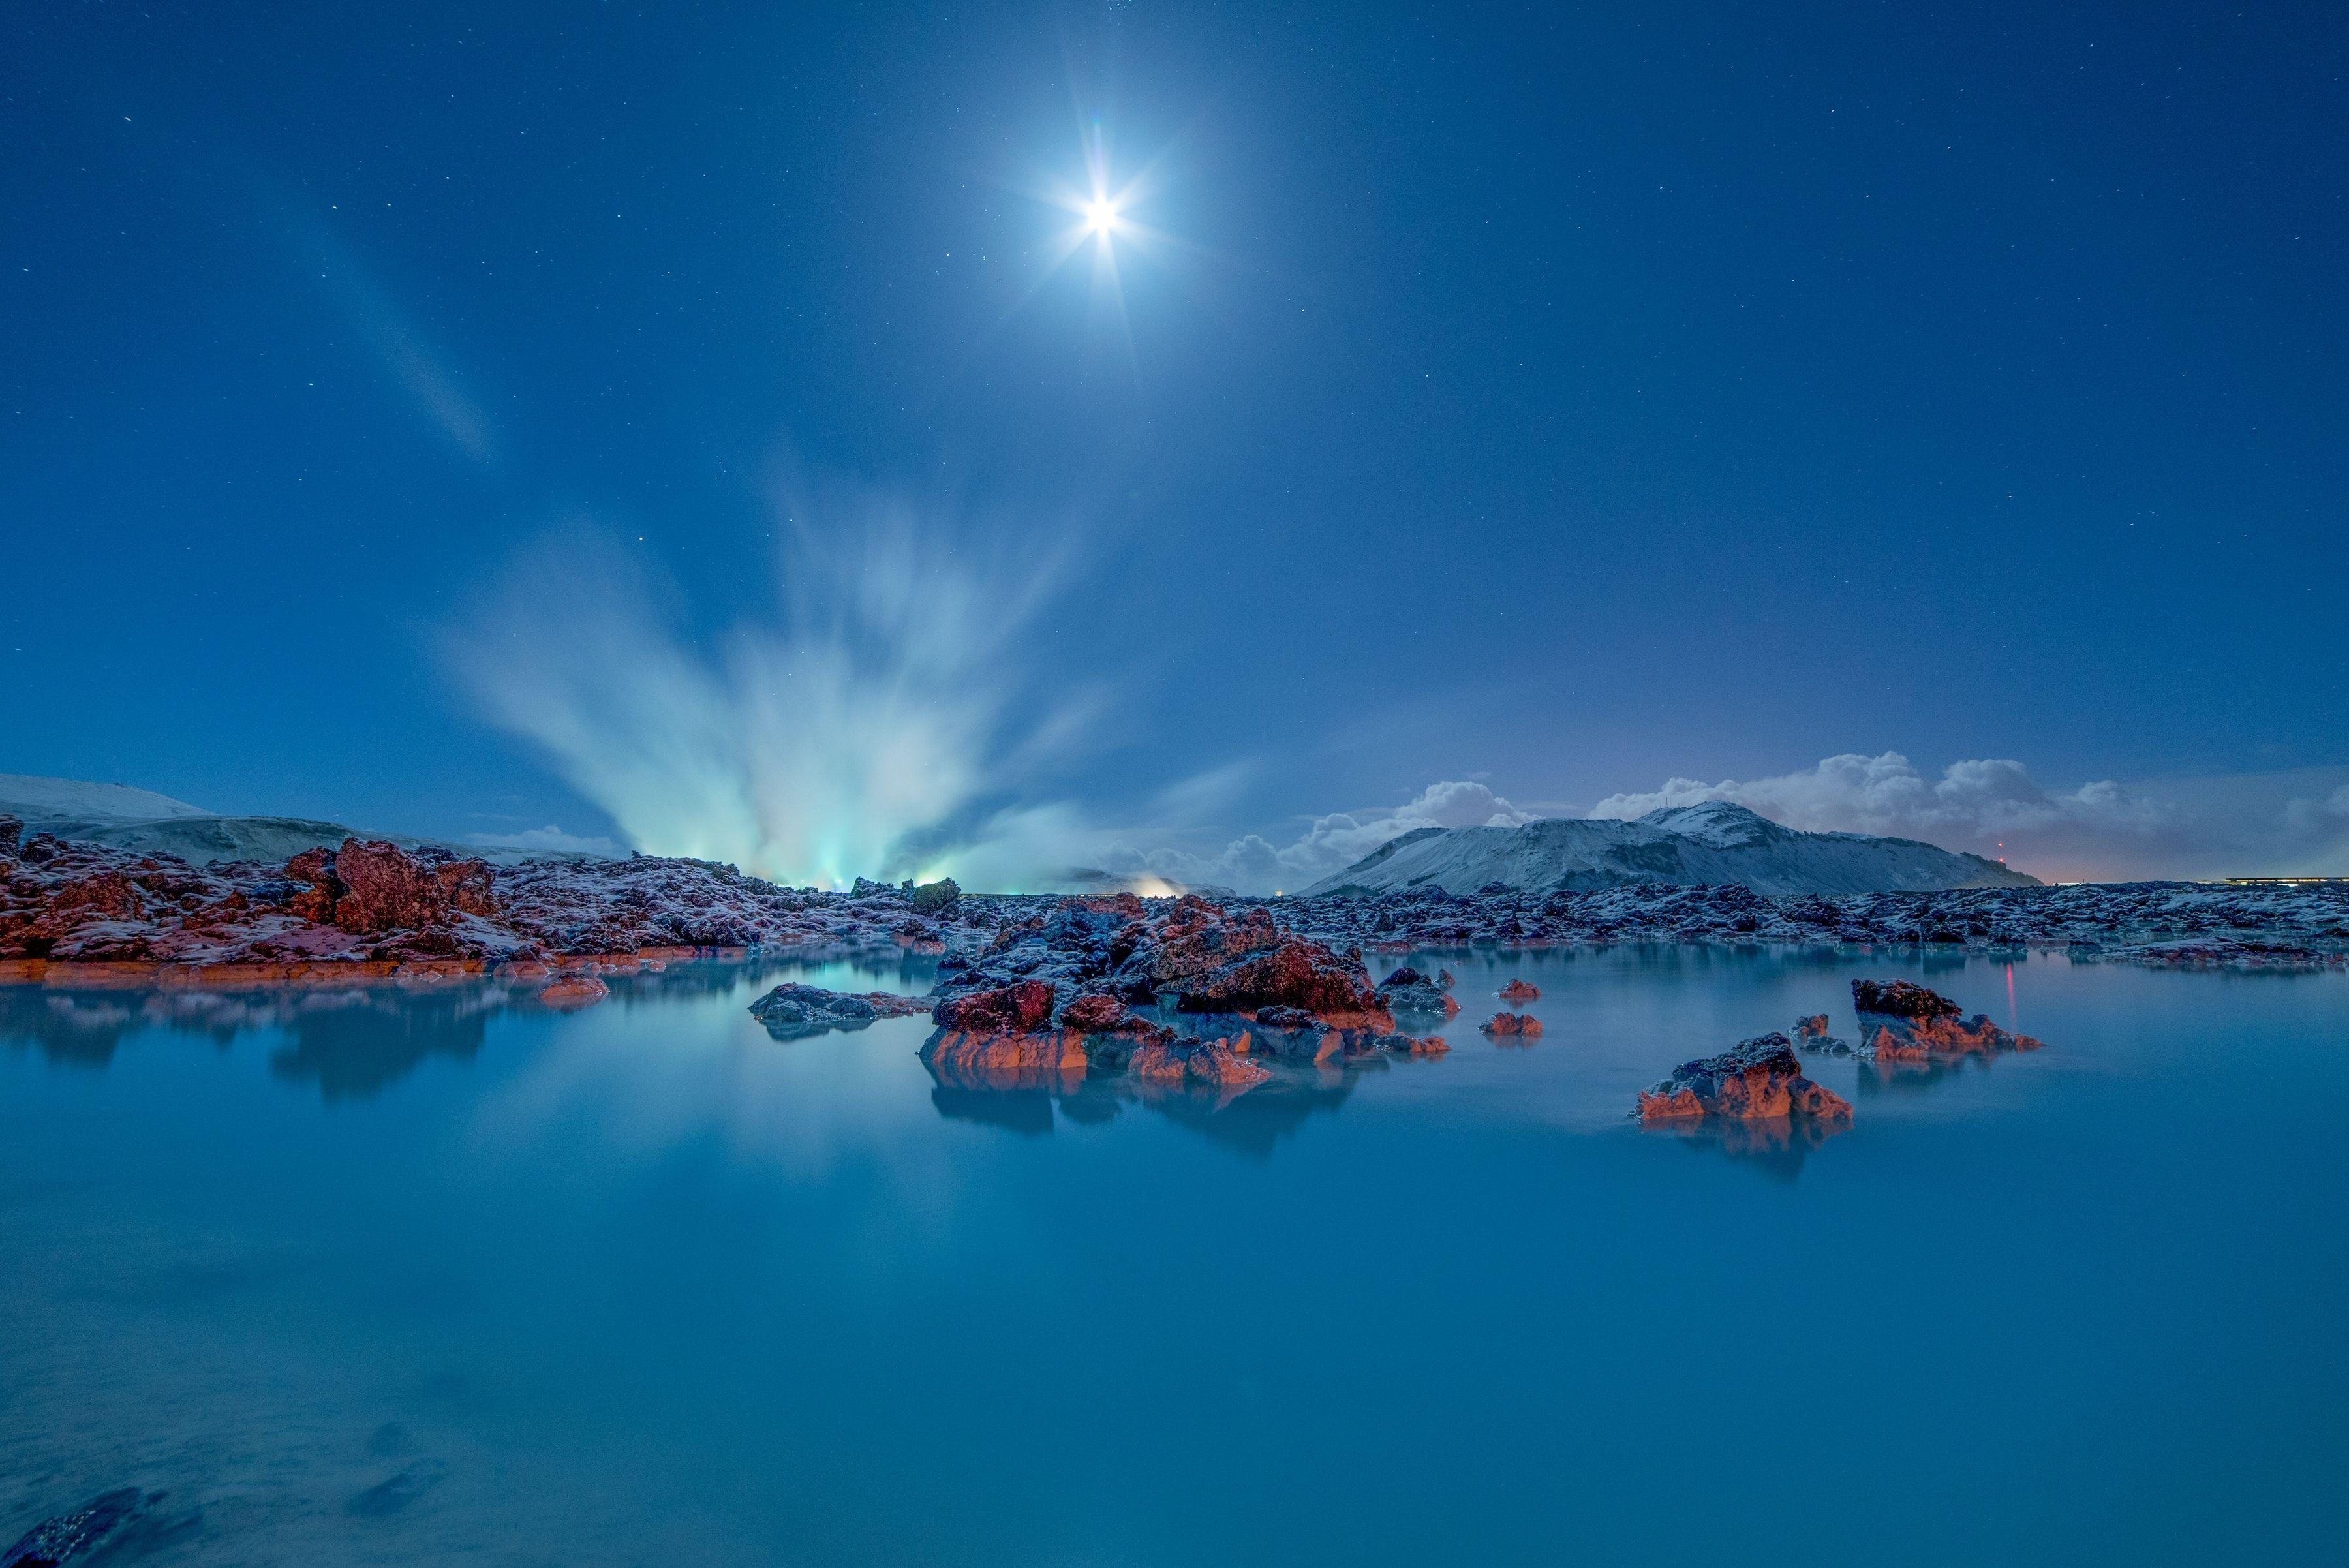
[4,947,2344,1565]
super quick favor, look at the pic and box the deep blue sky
[6,2,2345,876]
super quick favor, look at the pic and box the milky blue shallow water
[4,947,2346,1566]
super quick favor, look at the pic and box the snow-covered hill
[1300,801,2038,897]
[0,773,211,822]
[0,774,594,867]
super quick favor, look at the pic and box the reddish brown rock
[1635,1034,1852,1124]
[1144,895,1281,979]
[1851,980,2042,1060]
[924,1028,1090,1089]
[1060,991,1139,1034]
[539,976,609,1008]
[333,840,453,935]
[932,979,1057,1034]
[1481,1011,1541,1039]
[44,871,146,923]
[435,857,499,917]
[1436,968,1456,990]
[1499,979,1540,1000]
[1174,938,1392,1030]
[1127,1036,1273,1089]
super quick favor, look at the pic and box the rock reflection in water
[1637,1110,1848,1181]
[923,1050,1377,1157]
[1,951,935,1103]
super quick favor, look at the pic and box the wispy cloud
[307,228,495,463]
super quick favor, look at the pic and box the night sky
[7,3,2346,885]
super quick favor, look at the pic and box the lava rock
[932,980,1057,1034]
[538,976,610,1009]
[1851,981,2043,1061]
[749,982,927,1038]
[3,1488,152,1567]
[908,877,962,915]
[1849,979,1961,1019]
[1790,1013,1850,1054]
[1636,1033,1852,1124]
[1128,1036,1273,1089]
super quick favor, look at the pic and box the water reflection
[923,1053,1376,1157]
[1636,1112,1846,1182]
[0,950,940,1103]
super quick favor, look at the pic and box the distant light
[1083,197,1122,236]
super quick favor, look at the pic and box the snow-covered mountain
[1300,801,2039,897]
[0,773,594,867]
[0,773,211,822]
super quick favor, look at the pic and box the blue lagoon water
[4,947,2345,1565]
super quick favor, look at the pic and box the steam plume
[444,480,1094,889]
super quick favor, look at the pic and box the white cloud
[464,825,625,856]
[1588,752,2166,842]
[1591,752,2349,882]
[1100,780,1534,893]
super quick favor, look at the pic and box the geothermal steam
[446,486,1092,889]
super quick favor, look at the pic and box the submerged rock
[3,1488,153,1567]
[748,982,929,1039]
[538,975,609,1009]
[1636,1033,1852,1124]
[1375,966,1456,1017]
[345,1458,451,1518]
[1790,1013,1850,1055]
[1850,980,2042,1060]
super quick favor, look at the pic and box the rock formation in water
[1498,978,1539,1000]
[1480,1011,1541,1039]
[1849,979,2042,1061]
[1304,800,2039,897]
[1790,1013,1850,1054]
[746,981,929,1038]
[1375,966,1458,1018]
[2,1486,158,1567]
[912,894,1441,1100]
[538,976,610,1008]
[1635,1033,1853,1124]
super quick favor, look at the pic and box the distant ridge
[0,772,211,822]
[1300,801,2039,897]
[0,773,598,867]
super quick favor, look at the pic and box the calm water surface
[4,947,2345,1565]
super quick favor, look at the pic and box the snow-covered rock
[1255,875,2349,964]
[1301,801,2036,897]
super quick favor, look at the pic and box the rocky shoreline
[7,815,2346,995]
